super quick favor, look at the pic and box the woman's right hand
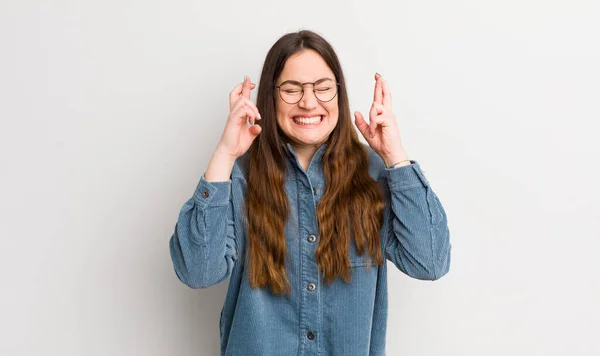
[216,76,262,159]
[204,76,261,182]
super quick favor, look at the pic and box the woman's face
[275,49,339,150]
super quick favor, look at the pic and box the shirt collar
[283,142,328,172]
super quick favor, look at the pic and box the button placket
[297,171,321,353]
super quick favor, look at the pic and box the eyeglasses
[275,78,340,104]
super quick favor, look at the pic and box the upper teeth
[293,116,321,124]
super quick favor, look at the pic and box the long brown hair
[246,30,385,295]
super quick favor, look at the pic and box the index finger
[229,78,255,109]
[381,77,392,108]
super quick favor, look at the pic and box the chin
[288,132,331,147]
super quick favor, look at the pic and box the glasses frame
[274,78,341,104]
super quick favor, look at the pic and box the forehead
[278,49,335,82]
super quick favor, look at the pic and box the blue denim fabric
[169,144,451,356]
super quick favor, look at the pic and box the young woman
[169,30,451,356]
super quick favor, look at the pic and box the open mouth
[292,115,324,126]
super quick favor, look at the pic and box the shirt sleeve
[169,176,239,288]
[383,160,451,280]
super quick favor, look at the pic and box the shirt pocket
[348,238,375,268]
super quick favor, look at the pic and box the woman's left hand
[354,73,408,167]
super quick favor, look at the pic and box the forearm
[384,161,451,280]
[204,146,237,182]
[169,178,237,288]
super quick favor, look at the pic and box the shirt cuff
[386,160,430,191]
[193,176,231,207]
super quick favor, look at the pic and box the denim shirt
[169,144,451,356]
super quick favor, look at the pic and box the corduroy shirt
[169,143,451,356]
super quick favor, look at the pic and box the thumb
[354,111,370,140]
[249,123,262,138]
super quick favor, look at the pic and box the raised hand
[205,76,261,182]
[217,76,262,159]
[354,73,408,167]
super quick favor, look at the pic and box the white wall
[1,0,599,355]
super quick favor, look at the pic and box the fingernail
[258,112,262,120]
[251,82,256,86]
[375,72,381,77]
[243,75,247,82]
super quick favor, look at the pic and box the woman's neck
[290,143,320,171]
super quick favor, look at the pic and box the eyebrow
[278,77,335,86]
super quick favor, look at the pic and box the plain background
[1,0,599,355]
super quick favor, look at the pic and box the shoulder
[364,144,386,181]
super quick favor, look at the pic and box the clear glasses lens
[279,79,337,104]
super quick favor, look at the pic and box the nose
[298,89,318,110]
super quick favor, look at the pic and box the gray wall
[1,0,599,355]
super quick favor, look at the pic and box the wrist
[214,143,239,165]
[382,147,409,167]
[205,146,237,182]
[387,160,411,169]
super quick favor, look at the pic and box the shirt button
[201,190,209,198]
[307,283,316,291]
[307,331,315,340]
[307,235,316,243]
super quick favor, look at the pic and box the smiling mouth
[292,115,323,125]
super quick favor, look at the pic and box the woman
[169,30,451,356]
